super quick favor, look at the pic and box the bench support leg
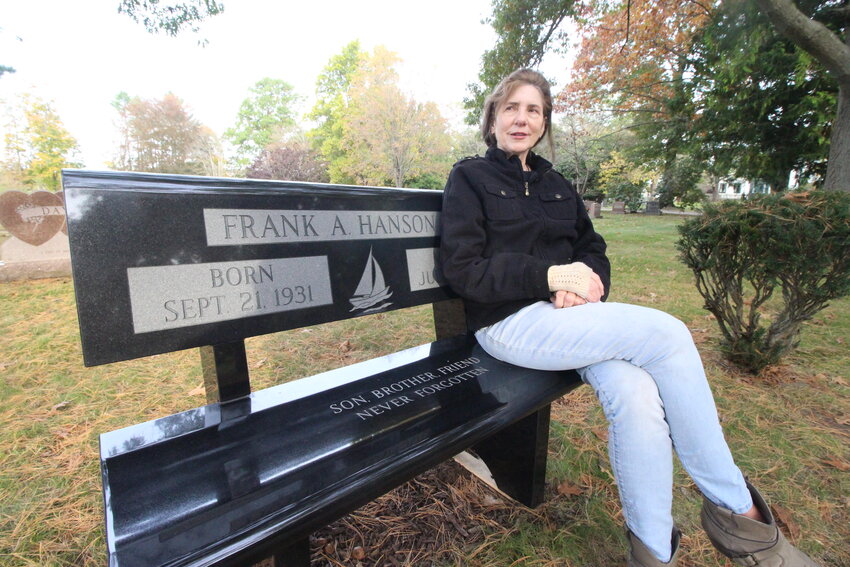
[273,537,310,567]
[472,405,552,507]
[200,341,251,403]
[432,298,467,340]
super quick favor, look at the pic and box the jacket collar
[485,146,553,176]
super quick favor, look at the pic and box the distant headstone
[0,190,71,281]
[612,201,626,214]
[644,201,661,215]
[583,200,602,219]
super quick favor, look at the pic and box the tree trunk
[824,86,850,192]
[769,165,792,193]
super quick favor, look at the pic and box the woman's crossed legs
[475,301,752,561]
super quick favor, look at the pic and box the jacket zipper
[524,181,529,196]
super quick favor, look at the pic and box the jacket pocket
[538,191,576,220]
[482,184,522,221]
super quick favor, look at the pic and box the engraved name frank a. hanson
[204,209,440,246]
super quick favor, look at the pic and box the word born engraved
[127,256,332,333]
[204,209,439,246]
[328,357,488,421]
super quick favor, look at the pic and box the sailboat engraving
[349,248,393,313]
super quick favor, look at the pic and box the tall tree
[755,0,850,191]
[552,113,630,198]
[449,127,488,162]
[307,41,365,184]
[111,92,215,174]
[195,126,227,177]
[2,105,27,181]
[118,0,224,38]
[247,139,329,183]
[689,1,837,190]
[566,0,711,114]
[565,0,712,188]
[224,78,302,169]
[339,47,451,187]
[569,0,837,192]
[465,0,576,124]
[2,95,81,191]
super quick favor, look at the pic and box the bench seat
[101,335,582,567]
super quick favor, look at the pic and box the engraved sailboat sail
[349,248,393,312]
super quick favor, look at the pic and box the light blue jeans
[475,301,753,561]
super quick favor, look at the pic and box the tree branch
[755,0,850,86]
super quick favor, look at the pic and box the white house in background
[715,178,772,200]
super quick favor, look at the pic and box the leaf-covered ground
[1,215,847,566]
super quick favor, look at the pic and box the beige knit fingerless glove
[547,262,593,298]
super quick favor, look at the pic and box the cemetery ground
[1,215,848,567]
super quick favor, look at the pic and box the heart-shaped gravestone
[0,190,66,246]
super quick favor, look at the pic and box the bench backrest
[62,170,458,394]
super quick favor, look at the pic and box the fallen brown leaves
[555,480,585,498]
[771,504,802,542]
[308,460,527,566]
[820,457,850,472]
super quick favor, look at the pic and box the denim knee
[582,360,665,425]
[642,309,692,345]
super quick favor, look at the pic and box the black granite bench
[62,169,583,567]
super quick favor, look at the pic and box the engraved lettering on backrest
[205,209,439,246]
[127,257,333,334]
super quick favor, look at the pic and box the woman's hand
[585,271,605,302]
[550,271,605,308]
[550,290,586,308]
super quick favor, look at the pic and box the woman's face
[492,83,546,164]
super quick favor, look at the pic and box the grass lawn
[0,214,847,566]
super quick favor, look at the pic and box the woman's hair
[480,68,554,156]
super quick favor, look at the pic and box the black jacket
[439,146,611,331]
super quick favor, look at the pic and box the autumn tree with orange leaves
[565,0,711,116]
[564,0,712,197]
[566,0,837,194]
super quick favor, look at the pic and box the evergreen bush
[608,180,644,213]
[677,191,850,373]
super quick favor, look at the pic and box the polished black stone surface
[100,335,582,566]
[65,170,586,566]
[62,170,453,366]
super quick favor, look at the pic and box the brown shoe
[700,481,820,566]
[627,527,681,566]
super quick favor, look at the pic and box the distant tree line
[1,42,482,191]
[4,0,845,197]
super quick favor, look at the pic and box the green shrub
[608,180,644,213]
[677,191,850,373]
[656,156,705,209]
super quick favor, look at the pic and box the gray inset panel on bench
[127,256,332,333]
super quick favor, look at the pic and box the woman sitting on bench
[438,68,818,567]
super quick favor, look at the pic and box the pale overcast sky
[1,0,572,168]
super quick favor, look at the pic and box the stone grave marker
[583,200,602,219]
[0,190,71,281]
